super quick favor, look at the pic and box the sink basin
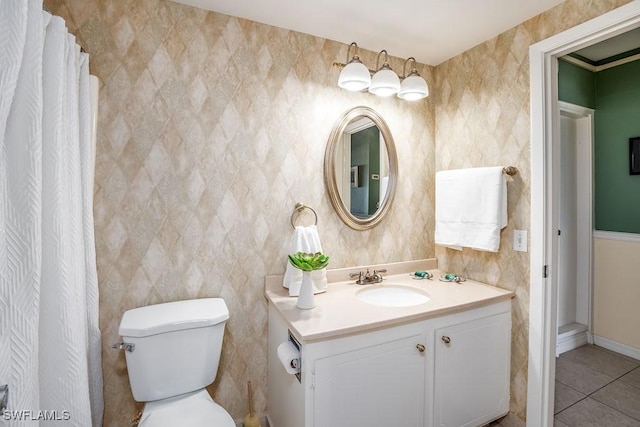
[356,284,430,307]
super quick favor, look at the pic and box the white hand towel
[435,166,507,252]
[283,225,327,296]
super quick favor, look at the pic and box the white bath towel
[435,166,507,252]
[283,225,328,296]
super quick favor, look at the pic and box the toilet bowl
[116,298,235,427]
[138,390,233,426]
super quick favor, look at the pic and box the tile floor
[554,344,640,426]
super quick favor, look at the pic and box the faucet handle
[349,271,363,279]
[349,271,367,285]
[372,268,387,283]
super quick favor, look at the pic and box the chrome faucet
[349,268,387,285]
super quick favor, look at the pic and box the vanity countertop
[265,259,514,342]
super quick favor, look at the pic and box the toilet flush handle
[112,342,135,352]
[0,384,8,415]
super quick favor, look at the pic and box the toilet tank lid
[119,298,229,338]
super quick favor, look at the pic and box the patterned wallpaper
[42,0,634,424]
[434,0,632,420]
[43,0,435,424]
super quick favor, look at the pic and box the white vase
[297,270,316,310]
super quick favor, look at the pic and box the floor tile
[592,379,640,421]
[556,354,614,395]
[561,345,640,378]
[554,381,585,414]
[555,397,640,427]
[554,419,570,427]
[621,366,640,389]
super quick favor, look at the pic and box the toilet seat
[139,389,235,427]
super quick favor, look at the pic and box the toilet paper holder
[288,331,302,383]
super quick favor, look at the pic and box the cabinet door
[313,333,427,427]
[433,311,511,427]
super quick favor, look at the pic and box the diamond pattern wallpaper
[42,0,633,424]
[434,0,632,420]
[43,0,435,424]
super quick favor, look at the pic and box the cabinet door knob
[416,343,425,352]
[441,336,451,344]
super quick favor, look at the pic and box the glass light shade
[369,66,401,97]
[338,59,371,91]
[397,73,429,101]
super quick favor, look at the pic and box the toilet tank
[118,298,229,402]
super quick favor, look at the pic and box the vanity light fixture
[398,57,429,101]
[368,50,401,97]
[337,42,371,91]
[333,42,429,101]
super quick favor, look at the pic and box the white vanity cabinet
[312,321,430,427]
[432,303,511,427]
[268,299,511,427]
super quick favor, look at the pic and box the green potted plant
[288,252,329,309]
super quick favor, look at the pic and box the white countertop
[265,259,514,342]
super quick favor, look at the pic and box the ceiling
[170,0,564,66]
[572,27,640,64]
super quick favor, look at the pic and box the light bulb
[398,71,429,100]
[338,57,371,91]
[369,65,400,97]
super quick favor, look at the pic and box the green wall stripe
[559,58,640,233]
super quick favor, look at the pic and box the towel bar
[502,166,517,176]
[290,203,318,229]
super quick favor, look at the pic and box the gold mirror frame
[324,106,398,231]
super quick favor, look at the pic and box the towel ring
[290,203,318,230]
[502,166,518,176]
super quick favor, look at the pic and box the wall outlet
[514,230,528,252]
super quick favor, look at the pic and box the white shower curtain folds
[0,1,103,426]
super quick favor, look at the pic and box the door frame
[556,101,595,356]
[528,2,640,426]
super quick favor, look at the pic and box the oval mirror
[324,106,398,230]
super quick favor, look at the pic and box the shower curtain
[0,0,103,425]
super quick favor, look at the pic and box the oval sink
[356,284,430,307]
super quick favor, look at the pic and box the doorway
[339,118,389,219]
[556,102,594,356]
[528,2,640,426]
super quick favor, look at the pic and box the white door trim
[528,3,640,426]
[559,101,594,339]
[558,101,594,117]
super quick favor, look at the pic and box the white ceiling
[573,27,640,62]
[171,0,565,65]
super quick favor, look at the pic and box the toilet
[116,298,235,427]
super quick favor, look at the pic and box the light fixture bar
[333,42,429,100]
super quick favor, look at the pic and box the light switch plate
[514,230,527,252]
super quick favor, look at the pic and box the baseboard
[593,335,640,361]
[556,324,589,355]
